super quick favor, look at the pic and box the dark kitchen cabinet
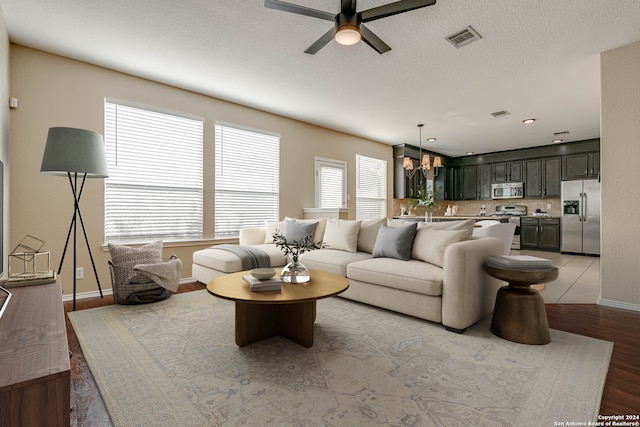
[479,164,492,199]
[562,152,600,180]
[524,159,542,198]
[520,217,560,251]
[542,157,561,197]
[460,165,478,200]
[524,157,561,198]
[493,161,523,183]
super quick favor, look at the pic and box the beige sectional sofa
[192,217,505,333]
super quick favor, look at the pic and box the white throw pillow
[412,228,468,267]
[322,218,362,253]
[264,221,284,244]
[417,219,475,240]
[357,218,386,253]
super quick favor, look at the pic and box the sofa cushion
[263,221,284,243]
[192,244,287,273]
[321,218,361,253]
[302,248,372,277]
[417,219,475,240]
[347,258,443,297]
[411,228,468,267]
[284,217,327,247]
[357,218,386,254]
[283,219,317,245]
[372,223,418,261]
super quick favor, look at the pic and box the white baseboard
[597,298,640,312]
[61,277,197,302]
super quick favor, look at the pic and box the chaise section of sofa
[192,217,504,332]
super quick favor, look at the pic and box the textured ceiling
[2,0,640,156]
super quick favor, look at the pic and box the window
[315,157,346,208]
[104,102,203,242]
[356,154,387,220]
[215,124,279,238]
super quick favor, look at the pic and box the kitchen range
[494,204,527,249]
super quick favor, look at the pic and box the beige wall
[9,45,392,297]
[600,41,640,308]
[0,9,9,278]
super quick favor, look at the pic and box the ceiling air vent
[446,26,482,49]
[490,110,511,118]
[553,130,570,136]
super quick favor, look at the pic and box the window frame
[103,100,204,243]
[214,122,280,239]
[355,153,387,220]
[314,157,347,209]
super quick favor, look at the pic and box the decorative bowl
[250,268,276,280]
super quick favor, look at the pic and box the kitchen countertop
[394,215,508,220]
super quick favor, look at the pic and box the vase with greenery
[417,182,436,221]
[272,231,312,283]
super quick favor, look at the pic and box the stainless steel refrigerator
[561,179,600,255]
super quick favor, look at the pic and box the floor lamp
[40,127,109,310]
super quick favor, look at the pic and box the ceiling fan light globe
[335,26,360,46]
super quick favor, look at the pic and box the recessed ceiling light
[466,151,474,155]
[522,118,536,124]
[552,139,563,143]
[427,137,436,142]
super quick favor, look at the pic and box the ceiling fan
[264,0,437,54]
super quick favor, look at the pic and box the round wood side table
[484,263,558,345]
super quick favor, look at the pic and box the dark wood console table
[0,278,70,426]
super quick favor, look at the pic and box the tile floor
[509,249,600,304]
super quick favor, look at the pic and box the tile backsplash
[392,198,561,217]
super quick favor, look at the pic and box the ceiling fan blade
[361,0,436,23]
[304,27,336,54]
[265,0,335,21]
[360,24,391,54]
[341,0,356,14]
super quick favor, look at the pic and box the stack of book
[486,255,555,271]
[5,271,57,288]
[242,275,282,291]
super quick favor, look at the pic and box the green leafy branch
[272,231,314,263]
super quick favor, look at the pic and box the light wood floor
[65,282,640,422]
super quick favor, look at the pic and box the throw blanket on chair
[214,245,271,270]
[133,256,183,293]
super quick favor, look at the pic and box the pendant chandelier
[403,124,442,178]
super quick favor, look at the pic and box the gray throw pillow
[283,220,318,246]
[108,240,163,285]
[372,223,418,261]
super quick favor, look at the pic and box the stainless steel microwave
[491,182,524,199]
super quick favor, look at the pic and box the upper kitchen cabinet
[542,157,561,197]
[479,164,492,199]
[562,152,600,180]
[524,157,561,198]
[460,165,479,200]
[524,159,541,198]
[493,160,523,183]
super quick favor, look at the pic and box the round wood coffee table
[207,269,348,348]
[484,264,558,345]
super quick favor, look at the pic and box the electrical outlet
[75,267,84,279]
[547,203,551,209]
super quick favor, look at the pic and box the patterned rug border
[69,290,613,427]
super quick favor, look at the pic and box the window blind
[215,124,280,238]
[316,158,346,208]
[104,102,203,242]
[356,154,387,220]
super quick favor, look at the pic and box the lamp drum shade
[40,127,109,177]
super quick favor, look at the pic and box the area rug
[69,290,613,427]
